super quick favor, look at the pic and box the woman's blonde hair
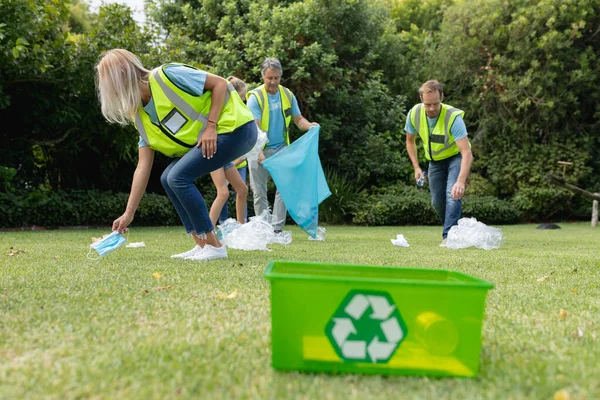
[95,49,151,125]
[226,76,248,99]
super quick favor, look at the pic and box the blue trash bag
[261,126,331,238]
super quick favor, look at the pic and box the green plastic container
[264,260,494,377]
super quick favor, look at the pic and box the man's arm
[406,133,424,184]
[293,114,318,131]
[451,137,473,200]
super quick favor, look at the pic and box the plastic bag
[308,226,326,241]
[390,234,410,247]
[219,211,292,251]
[261,126,331,239]
[243,128,269,162]
[446,217,503,250]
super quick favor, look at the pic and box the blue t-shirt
[138,65,208,148]
[247,89,301,149]
[404,108,467,141]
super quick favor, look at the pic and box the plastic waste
[126,242,145,248]
[390,234,410,247]
[261,126,331,239]
[417,171,427,187]
[308,226,326,241]
[242,128,269,162]
[446,217,503,250]
[219,211,292,251]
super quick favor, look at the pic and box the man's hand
[257,151,265,165]
[414,168,424,184]
[198,124,218,158]
[451,181,466,200]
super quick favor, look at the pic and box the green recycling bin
[264,260,494,377]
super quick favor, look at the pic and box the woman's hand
[198,123,218,158]
[112,211,134,234]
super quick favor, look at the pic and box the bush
[0,190,180,229]
[352,184,520,226]
[319,169,366,224]
[462,196,520,225]
[352,185,439,226]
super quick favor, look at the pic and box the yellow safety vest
[246,84,293,145]
[409,103,469,161]
[135,63,254,157]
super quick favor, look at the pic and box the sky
[87,0,146,25]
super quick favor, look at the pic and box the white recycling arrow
[344,294,370,320]
[367,295,396,320]
[381,317,403,342]
[343,340,367,359]
[332,318,356,347]
[367,337,397,363]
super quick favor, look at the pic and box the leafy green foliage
[353,184,520,226]
[0,189,180,229]
[318,169,366,225]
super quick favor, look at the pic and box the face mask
[87,231,127,260]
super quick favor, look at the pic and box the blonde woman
[95,49,257,261]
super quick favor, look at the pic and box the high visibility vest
[135,63,254,157]
[246,84,293,145]
[409,103,469,161]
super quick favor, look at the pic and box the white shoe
[187,245,228,261]
[440,239,448,247]
[171,245,202,259]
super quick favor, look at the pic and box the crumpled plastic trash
[218,211,292,251]
[126,242,145,248]
[391,234,410,247]
[446,217,503,250]
[242,129,269,163]
[308,226,326,241]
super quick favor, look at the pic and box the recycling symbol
[325,290,407,363]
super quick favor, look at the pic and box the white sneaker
[187,245,228,261]
[440,239,448,247]
[171,245,202,259]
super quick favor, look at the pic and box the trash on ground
[126,242,145,248]
[446,217,503,250]
[391,234,410,247]
[219,211,292,251]
[308,226,326,241]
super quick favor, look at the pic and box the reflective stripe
[154,70,233,139]
[251,88,265,109]
[414,104,422,132]
[430,108,460,157]
[135,113,149,145]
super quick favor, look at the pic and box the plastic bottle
[417,171,427,187]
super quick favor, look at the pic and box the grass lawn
[1,222,598,399]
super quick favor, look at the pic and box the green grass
[1,223,598,399]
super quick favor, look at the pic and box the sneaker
[171,245,202,259]
[440,239,448,247]
[187,245,228,261]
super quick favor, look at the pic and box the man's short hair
[418,80,444,98]
[260,57,283,77]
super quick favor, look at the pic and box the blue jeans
[428,154,462,239]
[160,121,257,235]
[218,165,248,223]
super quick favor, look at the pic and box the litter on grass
[391,234,410,247]
[126,242,145,248]
[446,217,503,250]
[219,211,292,251]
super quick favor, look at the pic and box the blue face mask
[87,231,127,260]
